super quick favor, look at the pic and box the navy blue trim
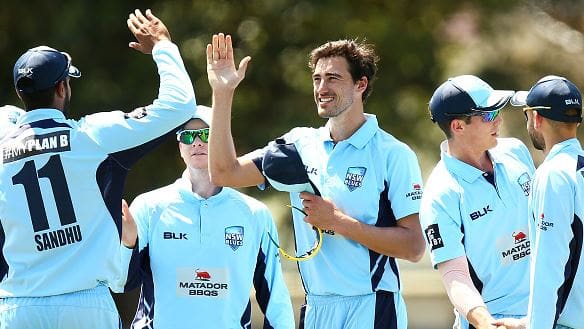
[28,119,72,129]
[252,247,274,329]
[370,181,398,291]
[374,290,398,329]
[131,245,154,329]
[554,215,583,327]
[124,238,145,292]
[95,157,129,238]
[240,300,252,329]
[96,128,179,238]
[298,303,307,329]
[0,221,7,282]
[460,224,483,293]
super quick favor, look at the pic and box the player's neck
[448,140,493,173]
[186,167,221,199]
[328,107,366,143]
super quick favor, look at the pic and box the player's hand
[127,9,171,54]
[121,199,138,248]
[492,317,526,329]
[299,192,344,231]
[206,33,251,92]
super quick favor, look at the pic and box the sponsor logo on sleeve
[517,172,531,196]
[124,107,148,120]
[405,183,423,200]
[225,226,244,251]
[425,224,444,251]
[344,167,366,192]
[537,213,554,231]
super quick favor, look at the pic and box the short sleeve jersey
[420,138,535,316]
[0,41,196,297]
[528,138,584,329]
[253,114,423,296]
[128,177,294,329]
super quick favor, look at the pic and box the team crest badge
[517,172,531,196]
[225,226,244,251]
[344,167,366,192]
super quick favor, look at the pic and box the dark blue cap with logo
[510,75,582,123]
[429,75,514,123]
[13,46,81,94]
[262,139,320,196]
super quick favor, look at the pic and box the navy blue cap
[429,75,514,123]
[262,139,320,196]
[14,46,81,94]
[510,75,582,123]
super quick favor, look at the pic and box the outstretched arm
[206,33,265,187]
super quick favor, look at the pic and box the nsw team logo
[517,172,531,196]
[225,226,244,251]
[344,167,366,192]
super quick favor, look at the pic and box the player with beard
[496,76,584,329]
[206,33,425,329]
[0,9,196,329]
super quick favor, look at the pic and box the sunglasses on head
[522,106,551,121]
[444,109,500,122]
[176,128,210,144]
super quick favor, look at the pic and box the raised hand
[121,199,137,248]
[206,33,251,92]
[127,9,171,54]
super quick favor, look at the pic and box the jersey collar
[544,138,582,162]
[440,140,499,183]
[175,175,228,202]
[17,108,65,125]
[321,113,378,149]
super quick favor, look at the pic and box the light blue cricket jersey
[528,138,584,329]
[254,114,423,296]
[0,40,196,297]
[126,177,294,329]
[420,138,535,316]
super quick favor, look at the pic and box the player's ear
[55,80,67,98]
[355,76,367,93]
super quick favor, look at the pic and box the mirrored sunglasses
[176,128,210,144]
[444,109,500,122]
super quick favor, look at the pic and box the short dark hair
[17,86,57,111]
[308,39,379,102]
[436,116,472,139]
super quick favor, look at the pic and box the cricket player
[420,75,535,329]
[206,33,425,329]
[0,9,196,329]
[497,75,584,329]
[121,106,294,329]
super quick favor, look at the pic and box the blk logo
[163,232,188,240]
[470,205,492,220]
